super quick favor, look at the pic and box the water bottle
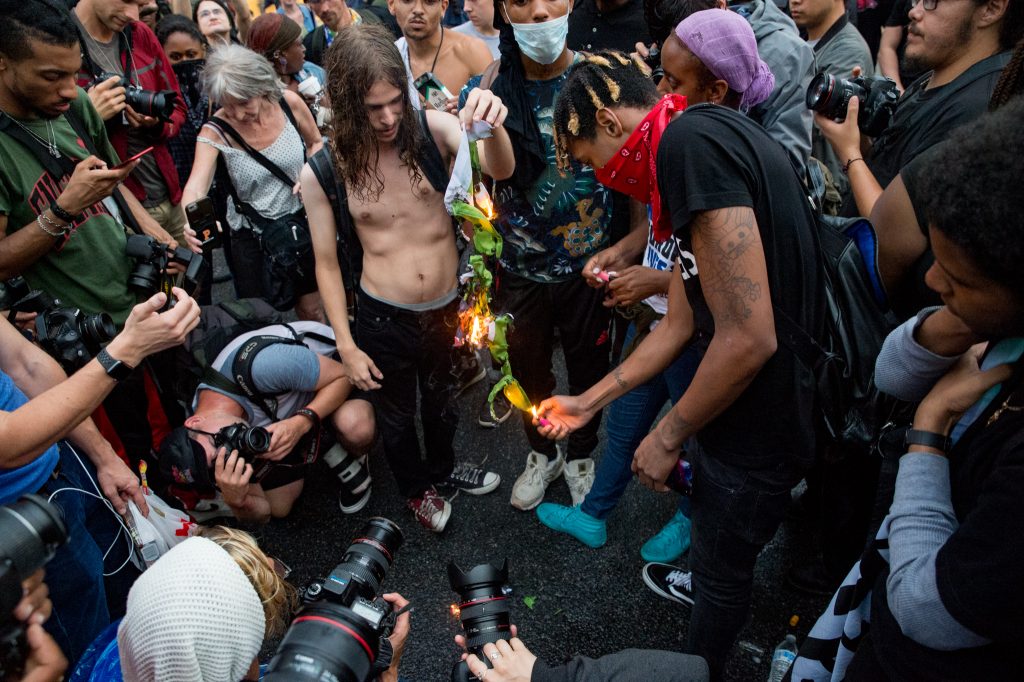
[664,457,693,495]
[767,634,798,682]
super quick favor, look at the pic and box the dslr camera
[94,72,178,122]
[212,423,271,460]
[124,234,203,309]
[0,277,116,372]
[806,72,900,137]
[449,559,512,682]
[265,518,405,682]
[0,496,68,679]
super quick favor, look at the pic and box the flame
[475,183,496,219]
[530,405,539,419]
[450,603,461,618]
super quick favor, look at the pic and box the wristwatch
[904,428,951,454]
[97,348,135,382]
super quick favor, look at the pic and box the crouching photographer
[449,560,709,682]
[0,289,200,665]
[159,321,376,523]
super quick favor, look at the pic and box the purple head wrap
[674,9,776,109]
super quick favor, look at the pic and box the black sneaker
[322,445,372,514]
[478,392,513,428]
[444,463,501,495]
[642,562,695,607]
[453,352,486,398]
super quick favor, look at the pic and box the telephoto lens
[448,559,512,682]
[0,496,68,679]
[264,518,404,682]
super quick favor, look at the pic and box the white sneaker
[510,449,564,511]
[563,457,596,507]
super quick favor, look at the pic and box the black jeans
[494,270,611,460]
[356,290,459,498]
[688,447,802,681]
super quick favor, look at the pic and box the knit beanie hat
[118,537,266,682]
[674,8,775,110]
[247,13,302,59]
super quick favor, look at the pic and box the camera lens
[240,426,271,455]
[448,560,511,653]
[805,72,838,114]
[126,88,177,121]
[78,313,116,347]
[329,518,404,602]
[264,601,382,682]
[0,495,68,597]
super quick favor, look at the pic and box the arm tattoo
[660,410,693,447]
[613,366,629,390]
[693,207,763,327]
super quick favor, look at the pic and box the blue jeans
[41,444,138,666]
[687,448,800,681]
[581,323,701,520]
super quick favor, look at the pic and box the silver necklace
[0,111,61,158]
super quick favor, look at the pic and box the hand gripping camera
[805,72,900,137]
[0,496,68,679]
[94,72,178,122]
[124,234,204,309]
[448,559,512,682]
[0,277,116,373]
[265,518,405,682]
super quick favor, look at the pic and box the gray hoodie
[734,0,815,165]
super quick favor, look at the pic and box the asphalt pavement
[250,367,831,681]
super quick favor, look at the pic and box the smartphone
[185,196,220,250]
[113,146,154,170]
[414,72,454,112]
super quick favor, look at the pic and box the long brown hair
[324,25,424,201]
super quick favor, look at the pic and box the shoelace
[666,570,692,591]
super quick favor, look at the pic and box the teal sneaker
[536,503,607,549]
[640,510,692,562]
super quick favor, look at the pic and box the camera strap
[0,108,140,239]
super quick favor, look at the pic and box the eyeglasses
[910,0,940,10]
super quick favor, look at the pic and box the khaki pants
[144,199,187,245]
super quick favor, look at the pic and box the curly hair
[197,526,297,640]
[0,0,79,62]
[324,24,424,202]
[916,96,1024,296]
[552,51,659,170]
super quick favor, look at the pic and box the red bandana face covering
[594,94,687,242]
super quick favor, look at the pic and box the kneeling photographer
[159,321,376,523]
[811,0,1017,218]
[447,561,709,682]
[0,288,199,666]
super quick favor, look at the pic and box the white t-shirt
[453,21,501,60]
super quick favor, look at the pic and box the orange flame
[529,405,539,419]
[450,603,461,618]
[475,184,496,219]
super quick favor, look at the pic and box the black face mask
[171,59,207,106]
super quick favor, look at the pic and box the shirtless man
[301,25,514,531]
[388,0,493,110]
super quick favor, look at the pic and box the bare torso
[347,143,458,305]
[409,30,492,103]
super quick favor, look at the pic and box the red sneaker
[407,487,452,532]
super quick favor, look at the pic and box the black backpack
[775,215,900,453]
[172,298,283,405]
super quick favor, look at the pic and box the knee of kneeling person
[333,401,376,451]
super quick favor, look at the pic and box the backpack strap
[417,109,451,193]
[215,324,304,420]
[479,59,501,91]
[307,147,364,301]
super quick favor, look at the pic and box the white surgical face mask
[510,14,569,65]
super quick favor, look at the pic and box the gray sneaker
[510,449,564,511]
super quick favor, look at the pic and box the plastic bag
[125,493,198,569]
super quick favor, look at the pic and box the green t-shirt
[0,89,134,327]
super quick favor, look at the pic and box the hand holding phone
[112,146,154,170]
[185,197,220,250]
